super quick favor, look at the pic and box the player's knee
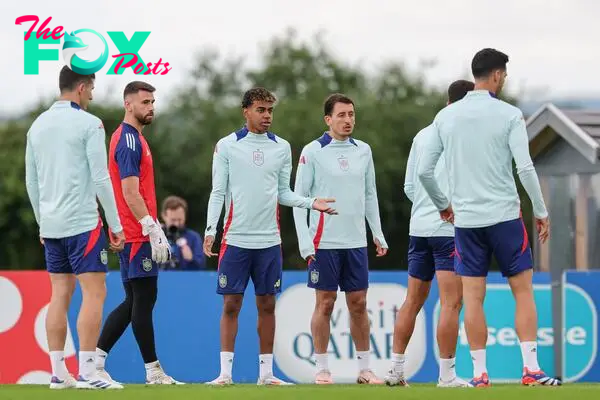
[256,295,276,315]
[347,294,367,315]
[440,297,463,314]
[83,283,106,303]
[223,296,243,317]
[316,296,336,316]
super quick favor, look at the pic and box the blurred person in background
[160,195,206,270]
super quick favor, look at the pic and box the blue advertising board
[63,270,599,384]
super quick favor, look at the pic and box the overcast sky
[1,0,598,116]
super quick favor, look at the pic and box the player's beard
[136,112,154,126]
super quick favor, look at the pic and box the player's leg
[95,246,134,384]
[44,238,77,389]
[68,224,122,389]
[454,226,492,387]
[206,244,251,385]
[431,237,469,387]
[385,237,432,386]
[342,248,382,384]
[253,245,291,385]
[491,218,561,386]
[307,249,341,384]
[127,242,181,384]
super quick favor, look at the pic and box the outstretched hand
[312,198,337,215]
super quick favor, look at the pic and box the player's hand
[306,254,316,264]
[374,238,388,257]
[39,237,44,246]
[536,216,550,244]
[109,230,125,252]
[440,205,454,224]
[140,216,171,263]
[312,198,337,215]
[203,235,218,257]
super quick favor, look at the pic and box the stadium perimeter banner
[0,270,598,384]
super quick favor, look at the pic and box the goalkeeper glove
[139,215,171,264]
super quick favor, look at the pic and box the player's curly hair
[241,87,277,109]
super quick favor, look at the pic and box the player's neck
[246,124,266,135]
[328,130,349,142]
[474,80,497,95]
[123,116,144,133]
[58,93,81,107]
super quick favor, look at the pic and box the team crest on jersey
[310,270,319,284]
[253,150,264,166]
[142,258,153,272]
[219,273,228,288]
[100,249,108,265]
[338,156,349,171]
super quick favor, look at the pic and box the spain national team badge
[142,258,153,272]
[253,150,264,166]
[338,156,349,171]
[219,273,228,288]
[100,249,108,265]
[310,270,319,284]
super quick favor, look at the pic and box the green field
[0,384,598,400]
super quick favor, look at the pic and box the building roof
[527,103,600,164]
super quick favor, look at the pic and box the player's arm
[204,140,229,256]
[278,144,337,213]
[403,139,417,202]
[508,112,548,219]
[278,144,315,209]
[417,120,450,211]
[25,133,40,226]
[365,148,388,255]
[292,146,316,260]
[85,122,123,234]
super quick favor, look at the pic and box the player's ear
[324,115,331,126]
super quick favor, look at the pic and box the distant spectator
[160,196,206,270]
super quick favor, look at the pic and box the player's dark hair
[123,81,156,99]
[162,195,188,214]
[471,48,509,79]
[324,93,354,116]
[447,80,475,103]
[58,66,95,93]
[241,87,277,108]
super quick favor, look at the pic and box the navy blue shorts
[44,221,109,275]
[119,242,159,282]
[307,248,368,292]
[407,236,455,282]
[454,218,532,277]
[217,244,282,295]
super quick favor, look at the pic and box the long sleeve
[25,133,40,226]
[365,149,388,248]
[205,141,229,237]
[278,144,314,209]
[508,113,548,218]
[85,125,122,233]
[404,139,417,202]
[292,148,316,259]
[418,120,450,211]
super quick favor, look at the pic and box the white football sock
[220,352,234,377]
[78,351,96,379]
[259,354,273,378]
[470,349,487,377]
[315,353,328,373]
[391,353,405,376]
[439,357,457,382]
[520,341,541,371]
[95,348,107,369]
[50,351,68,379]
[357,351,370,372]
